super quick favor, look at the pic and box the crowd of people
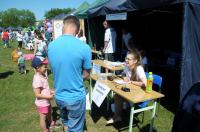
[1,28,52,50]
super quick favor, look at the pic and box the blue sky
[0,0,95,20]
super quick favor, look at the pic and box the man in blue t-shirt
[48,16,91,132]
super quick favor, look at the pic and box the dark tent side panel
[87,16,105,49]
[181,2,200,101]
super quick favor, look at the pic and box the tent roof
[53,2,89,20]
[87,0,200,17]
[72,1,90,15]
[75,0,109,18]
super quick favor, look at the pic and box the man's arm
[103,41,109,52]
[82,69,91,80]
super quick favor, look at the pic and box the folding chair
[149,72,162,111]
[137,72,162,123]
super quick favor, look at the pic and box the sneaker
[106,116,122,124]
[107,118,114,124]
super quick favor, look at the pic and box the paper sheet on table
[114,79,128,84]
[109,62,124,66]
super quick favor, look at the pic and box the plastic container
[146,72,153,93]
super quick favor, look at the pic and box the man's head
[103,20,110,29]
[62,15,80,36]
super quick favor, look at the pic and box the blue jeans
[3,39,9,47]
[56,97,86,132]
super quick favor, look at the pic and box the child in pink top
[32,57,54,132]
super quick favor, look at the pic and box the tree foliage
[44,8,74,19]
[0,8,36,28]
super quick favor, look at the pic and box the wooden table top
[91,74,164,104]
[92,60,124,71]
[92,50,102,55]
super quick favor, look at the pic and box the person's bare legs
[47,108,53,126]
[64,126,68,132]
[39,113,48,132]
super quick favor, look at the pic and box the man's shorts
[56,97,86,132]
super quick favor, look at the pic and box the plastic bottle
[146,72,153,93]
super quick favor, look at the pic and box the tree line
[0,8,74,28]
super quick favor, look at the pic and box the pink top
[32,73,50,107]
[23,54,49,64]
[23,54,34,60]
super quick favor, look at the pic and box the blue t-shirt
[48,35,91,103]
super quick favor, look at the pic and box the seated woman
[107,49,147,124]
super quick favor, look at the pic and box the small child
[17,52,26,74]
[32,57,55,132]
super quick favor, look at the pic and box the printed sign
[106,12,127,20]
[53,20,63,39]
[92,81,111,107]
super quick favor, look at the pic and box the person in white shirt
[107,49,147,124]
[103,20,116,61]
[16,31,23,50]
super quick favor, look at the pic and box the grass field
[0,40,175,132]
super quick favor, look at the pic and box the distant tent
[0,27,4,31]
[54,13,68,20]
[6,27,14,31]
[16,26,23,31]
[53,9,76,20]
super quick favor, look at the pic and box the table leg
[150,101,157,132]
[89,77,93,113]
[129,105,135,132]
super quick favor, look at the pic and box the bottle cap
[149,72,153,74]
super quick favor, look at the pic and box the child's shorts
[36,105,51,114]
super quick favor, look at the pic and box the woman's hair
[127,49,142,81]
[78,29,83,37]
[34,29,44,41]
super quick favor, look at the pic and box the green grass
[0,40,174,132]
